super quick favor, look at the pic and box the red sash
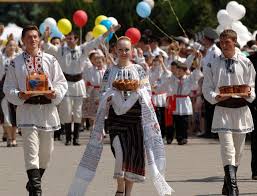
[86,81,100,89]
[165,95,188,126]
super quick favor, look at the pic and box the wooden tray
[24,90,53,95]
[219,93,248,97]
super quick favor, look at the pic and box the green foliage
[1,0,257,39]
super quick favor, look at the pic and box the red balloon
[73,10,88,28]
[125,27,141,45]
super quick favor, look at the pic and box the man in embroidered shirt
[202,29,256,196]
[3,25,68,196]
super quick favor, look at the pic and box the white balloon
[238,33,252,47]
[226,1,246,21]
[252,30,257,40]
[231,21,248,35]
[217,9,233,28]
[143,0,155,9]
[44,17,57,29]
[108,17,118,26]
[216,24,224,34]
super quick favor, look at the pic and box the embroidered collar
[220,50,239,62]
[23,50,44,73]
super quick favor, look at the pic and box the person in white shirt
[149,54,167,139]
[199,27,222,138]
[82,49,106,130]
[0,39,19,147]
[159,57,203,145]
[3,25,68,196]
[43,26,119,145]
[202,29,256,196]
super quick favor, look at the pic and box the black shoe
[73,141,80,146]
[224,165,239,196]
[222,166,238,195]
[2,136,7,142]
[197,132,213,138]
[252,175,257,180]
[167,139,172,144]
[26,168,45,193]
[26,169,42,196]
[65,141,71,146]
[182,139,188,145]
[178,140,183,145]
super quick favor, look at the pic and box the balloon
[39,23,46,35]
[2,39,7,46]
[231,21,248,35]
[106,32,114,42]
[216,24,224,34]
[108,17,118,26]
[44,17,57,29]
[100,19,112,30]
[217,9,232,28]
[57,18,72,35]
[226,1,246,21]
[51,26,63,38]
[143,0,155,9]
[136,1,151,18]
[252,30,257,40]
[238,33,252,48]
[92,25,108,38]
[85,31,94,42]
[95,15,108,26]
[73,10,88,28]
[125,27,141,45]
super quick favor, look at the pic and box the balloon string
[163,0,188,38]
[80,28,82,45]
[114,33,119,40]
[146,17,176,42]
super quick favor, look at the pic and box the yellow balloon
[95,15,108,26]
[92,25,108,38]
[2,39,8,46]
[57,18,72,35]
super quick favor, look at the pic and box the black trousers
[250,104,257,177]
[155,107,166,138]
[204,98,215,135]
[251,130,257,176]
[171,115,189,142]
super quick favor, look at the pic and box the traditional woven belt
[216,98,248,108]
[64,73,83,82]
[25,96,52,105]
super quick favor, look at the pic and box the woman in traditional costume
[68,36,173,196]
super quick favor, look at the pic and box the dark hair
[22,25,40,38]
[204,36,215,43]
[67,31,79,40]
[247,40,256,48]
[170,60,178,67]
[50,36,61,43]
[220,29,237,42]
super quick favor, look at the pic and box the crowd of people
[0,21,257,196]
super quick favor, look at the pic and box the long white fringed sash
[68,87,174,196]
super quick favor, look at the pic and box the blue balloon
[106,32,114,42]
[136,1,151,18]
[51,26,63,38]
[39,23,46,35]
[100,19,112,30]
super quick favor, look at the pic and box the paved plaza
[0,130,256,196]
